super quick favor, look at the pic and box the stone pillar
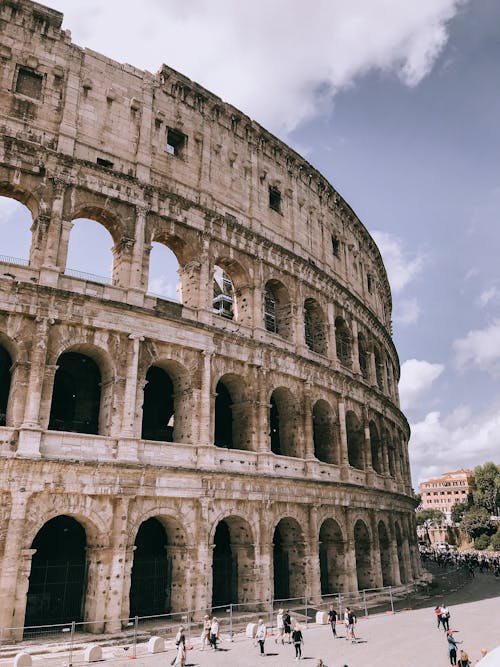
[112,237,135,289]
[351,320,360,374]
[18,318,52,457]
[39,180,66,286]
[343,532,358,593]
[38,363,58,431]
[306,507,322,604]
[120,335,144,438]
[256,369,269,453]
[0,495,30,636]
[338,401,349,470]
[368,351,377,388]
[362,409,373,472]
[7,361,30,428]
[388,518,402,586]
[57,68,81,155]
[127,206,148,303]
[327,302,337,366]
[29,213,50,270]
[56,220,74,271]
[179,260,203,314]
[135,86,153,182]
[256,539,274,604]
[303,382,314,459]
[198,351,213,446]
[119,545,137,623]
[104,498,130,632]
[404,514,421,579]
[369,513,383,589]
[85,546,112,631]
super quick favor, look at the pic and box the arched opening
[386,430,396,477]
[354,520,372,591]
[269,387,298,457]
[304,298,327,355]
[48,352,101,434]
[395,522,408,584]
[212,517,254,607]
[273,518,305,601]
[335,317,352,367]
[142,366,174,442]
[0,196,33,264]
[66,218,114,284]
[147,241,181,302]
[214,375,252,451]
[369,421,383,474]
[313,399,338,464]
[213,265,235,320]
[346,411,364,470]
[264,279,292,339]
[0,346,12,426]
[130,518,170,616]
[378,521,392,587]
[319,519,345,594]
[373,346,384,391]
[25,516,87,626]
[358,333,369,380]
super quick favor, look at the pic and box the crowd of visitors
[420,547,500,577]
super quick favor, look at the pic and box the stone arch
[354,519,372,591]
[141,359,192,443]
[377,520,392,587]
[211,515,255,606]
[214,373,252,451]
[335,317,352,367]
[25,515,88,627]
[269,386,299,457]
[0,195,35,264]
[212,256,250,323]
[129,514,187,616]
[147,242,181,301]
[264,278,292,339]
[273,517,306,600]
[357,331,369,380]
[346,410,364,470]
[313,399,339,465]
[395,521,408,584]
[319,518,345,594]
[48,343,114,436]
[304,297,327,355]
[369,420,383,474]
[147,228,193,303]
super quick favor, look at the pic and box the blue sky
[2,0,499,486]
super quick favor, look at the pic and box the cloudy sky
[2,0,499,486]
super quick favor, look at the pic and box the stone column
[127,205,148,304]
[351,320,360,374]
[369,513,383,589]
[327,302,338,366]
[0,494,31,637]
[303,382,314,459]
[343,531,358,593]
[57,68,81,155]
[306,506,322,604]
[362,409,373,472]
[135,85,153,183]
[388,518,402,586]
[39,179,66,286]
[18,318,52,457]
[29,213,50,270]
[338,401,350,474]
[368,351,377,388]
[56,220,74,271]
[112,237,135,289]
[256,368,269,453]
[198,351,213,446]
[7,360,30,427]
[119,545,137,622]
[117,334,143,460]
[104,498,130,632]
[85,546,112,632]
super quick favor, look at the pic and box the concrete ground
[2,572,499,667]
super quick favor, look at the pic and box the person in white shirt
[255,618,267,657]
[275,609,285,645]
[210,617,219,650]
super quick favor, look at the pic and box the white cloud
[0,197,22,224]
[399,358,444,411]
[371,230,426,295]
[148,276,180,301]
[48,0,467,134]
[394,297,421,326]
[453,320,500,377]
[409,401,500,486]
[478,287,500,308]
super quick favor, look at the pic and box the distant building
[420,469,475,520]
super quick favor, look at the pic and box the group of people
[421,547,500,578]
[259,611,304,660]
[434,602,473,666]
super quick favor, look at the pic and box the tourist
[283,610,292,644]
[275,608,285,644]
[435,605,443,629]
[210,616,219,650]
[200,614,211,650]
[255,618,267,657]
[291,622,304,661]
[347,608,357,642]
[441,603,451,631]
[171,625,186,666]
[343,608,349,639]
[327,604,338,637]
[447,630,459,666]
[457,650,470,666]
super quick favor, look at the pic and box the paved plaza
[1,573,499,667]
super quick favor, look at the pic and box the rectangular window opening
[96,157,114,169]
[269,186,281,213]
[15,67,43,100]
[166,128,187,157]
[332,235,340,257]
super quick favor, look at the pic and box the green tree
[473,462,500,515]
[415,508,444,526]
[460,506,495,539]
[491,530,500,551]
[451,501,469,524]
[474,534,491,550]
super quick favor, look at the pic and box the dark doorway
[214,381,232,448]
[273,528,289,600]
[0,346,12,425]
[142,366,174,441]
[354,520,372,590]
[25,516,87,627]
[212,521,237,607]
[270,396,280,454]
[319,519,344,594]
[49,352,101,434]
[130,518,171,617]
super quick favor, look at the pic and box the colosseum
[0,0,421,637]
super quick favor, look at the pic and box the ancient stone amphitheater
[0,0,421,636]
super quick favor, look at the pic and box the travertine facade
[0,0,421,636]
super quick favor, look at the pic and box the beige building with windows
[0,0,421,638]
[420,469,475,520]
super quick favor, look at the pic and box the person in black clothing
[292,623,303,660]
[283,610,292,644]
[327,605,337,638]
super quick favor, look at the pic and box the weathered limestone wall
[0,0,421,637]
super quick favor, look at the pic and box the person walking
[171,625,186,667]
[441,603,451,632]
[347,608,357,643]
[255,618,267,657]
[447,630,458,666]
[343,609,349,639]
[200,615,211,650]
[283,610,292,644]
[457,650,470,667]
[292,623,303,661]
[435,605,443,630]
[327,605,337,638]
[275,608,285,644]
[210,616,219,650]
